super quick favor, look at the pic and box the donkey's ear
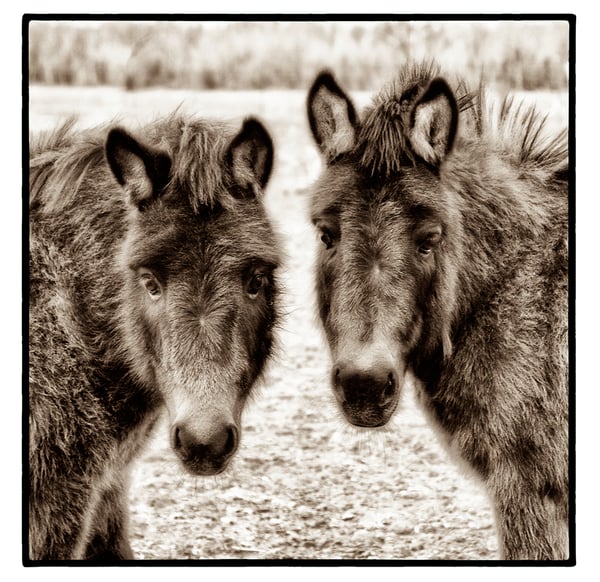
[409,78,458,167]
[226,118,273,198]
[307,71,357,162]
[105,128,171,210]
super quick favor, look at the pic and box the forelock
[353,59,565,179]
[147,115,236,213]
[355,61,475,178]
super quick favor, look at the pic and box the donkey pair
[29,62,569,561]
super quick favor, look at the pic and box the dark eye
[320,229,335,250]
[246,270,268,298]
[140,271,162,300]
[418,231,442,256]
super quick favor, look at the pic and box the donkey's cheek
[315,259,337,333]
[143,299,177,364]
[316,282,332,327]
[117,297,165,389]
[247,302,278,380]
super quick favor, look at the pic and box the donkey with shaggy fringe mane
[29,112,281,561]
[307,61,568,560]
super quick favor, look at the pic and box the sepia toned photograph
[25,15,572,564]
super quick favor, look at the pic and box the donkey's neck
[413,151,565,393]
[444,148,565,326]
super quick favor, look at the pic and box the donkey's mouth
[346,416,389,428]
[340,399,399,428]
[178,455,233,476]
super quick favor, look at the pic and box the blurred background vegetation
[27,20,569,92]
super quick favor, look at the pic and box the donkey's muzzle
[332,363,399,427]
[171,422,239,476]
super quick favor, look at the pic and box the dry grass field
[28,84,568,561]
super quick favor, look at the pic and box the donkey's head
[106,117,280,475]
[307,69,461,428]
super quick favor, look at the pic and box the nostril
[332,366,346,402]
[334,368,341,383]
[379,371,397,406]
[172,424,195,461]
[222,425,238,458]
[172,425,182,450]
[384,372,395,397]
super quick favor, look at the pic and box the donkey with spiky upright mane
[29,112,281,561]
[307,62,568,560]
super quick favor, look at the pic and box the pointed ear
[409,78,458,167]
[105,128,171,210]
[307,71,357,162]
[226,118,273,198]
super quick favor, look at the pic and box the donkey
[28,112,281,561]
[306,62,569,560]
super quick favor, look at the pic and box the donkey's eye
[418,243,433,256]
[246,271,268,298]
[140,271,162,300]
[320,229,335,250]
[418,231,442,256]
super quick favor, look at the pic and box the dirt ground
[28,85,568,561]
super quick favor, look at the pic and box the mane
[140,114,235,213]
[30,118,107,212]
[30,112,236,214]
[480,93,568,174]
[357,60,568,178]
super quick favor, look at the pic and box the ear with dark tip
[226,117,274,198]
[105,128,171,210]
[307,70,357,162]
[409,78,459,167]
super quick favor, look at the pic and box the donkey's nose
[171,422,238,475]
[333,363,397,408]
